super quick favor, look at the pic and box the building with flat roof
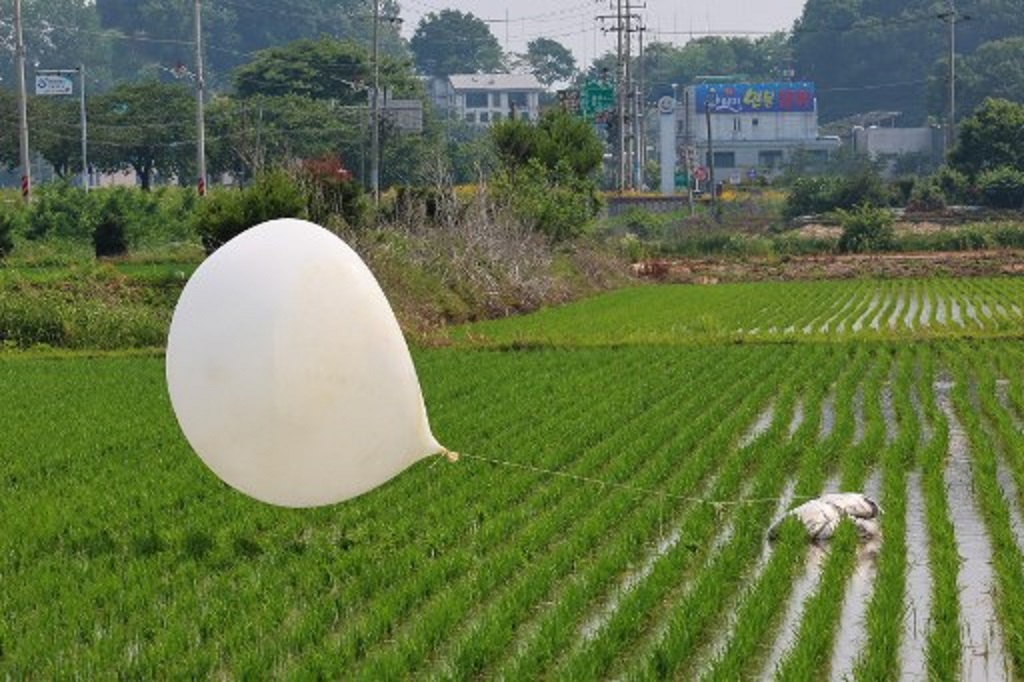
[428,73,544,125]
[671,82,841,187]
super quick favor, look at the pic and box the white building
[428,73,544,125]
[673,82,841,185]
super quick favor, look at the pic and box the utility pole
[616,0,625,192]
[371,0,380,205]
[634,17,646,191]
[79,64,88,192]
[706,99,717,219]
[14,0,30,201]
[938,2,969,152]
[194,0,207,196]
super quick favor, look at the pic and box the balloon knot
[441,448,460,463]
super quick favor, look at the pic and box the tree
[205,94,360,182]
[935,37,1024,123]
[95,0,406,86]
[90,81,196,189]
[232,38,371,103]
[949,98,1024,178]
[410,10,503,78]
[0,0,114,89]
[490,109,603,240]
[518,38,576,87]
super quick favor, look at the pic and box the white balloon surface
[166,218,444,507]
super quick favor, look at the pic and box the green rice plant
[916,347,962,680]
[948,350,1024,677]
[854,346,917,679]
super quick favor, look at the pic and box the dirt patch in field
[636,250,1024,284]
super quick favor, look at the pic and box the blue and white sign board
[695,83,815,114]
[35,75,73,96]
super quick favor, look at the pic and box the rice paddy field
[3,276,1024,679]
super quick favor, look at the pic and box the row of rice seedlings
[953,350,1024,676]
[914,347,963,680]
[619,347,874,679]
[445,353,807,679]
[485,349,808,680]
[532,348,820,680]
[772,348,889,679]
[0,351,630,674]
[341,347,747,675]
[974,352,1024,551]
[696,376,836,680]
[754,345,872,678]
[934,354,1009,680]
[853,346,917,680]
[284,350,639,670]
[394,348,785,678]
[545,347,830,680]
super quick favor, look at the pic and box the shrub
[92,191,130,258]
[932,166,971,205]
[26,182,94,241]
[298,155,370,228]
[0,206,20,258]
[783,176,841,218]
[617,208,666,240]
[976,166,1024,209]
[492,159,601,241]
[835,203,895,253]
[193,169,306,253]
[907,181,947,212]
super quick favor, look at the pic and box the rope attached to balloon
[449,451,813,511]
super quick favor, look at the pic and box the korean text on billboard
[695,83,815,114]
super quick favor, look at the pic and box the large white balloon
[166,218,446,507]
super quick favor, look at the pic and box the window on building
[465,92,488,108]
[752,118,759,127]
[491,93,502,107]
[710,151,736,167]
[492,112,503,122]
[479,112,490,123]
[733,118,741,132]
[758,150,784,168]
[508,92,528,108]
[465,112,476,123]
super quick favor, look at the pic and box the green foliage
[0,203,24,258]
[26,182,94,242]
[950,98,1024,178]
[410,9,504,78]
[835,203,896,253]
[92,192,130,258]
[907,178,947,211]
[492,159,601,241]
[298,155,370,228]
[193,170,306,253]
[784,170,891,218]
[90,81,196,190]
[231,38,371,103]
[976,166,1024,209]
[519,38,576,87]
[939,38,1024,124]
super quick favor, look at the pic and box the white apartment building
[428,73,544,125]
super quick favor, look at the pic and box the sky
[398,0,808,69]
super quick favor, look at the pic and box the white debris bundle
[769,493,881,542]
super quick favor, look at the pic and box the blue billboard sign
[695,83,815,114]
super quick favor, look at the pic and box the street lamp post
[14,0,31,201]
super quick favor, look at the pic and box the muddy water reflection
[828,470,883,681]
[935,379,1008,680]
[901,471,932,681]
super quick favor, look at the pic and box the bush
[0,205,21,258]
[976,166,1024,209]
[193,169,306,253]
[835,203,895,253]
[299,155,370,228]
[92,191,130,258]
[907,180,947,211]
[932,166,971,204]
[492,159,601,241]
[26,182,94,241]
[617,208,667,240]
[783,170,892,219]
